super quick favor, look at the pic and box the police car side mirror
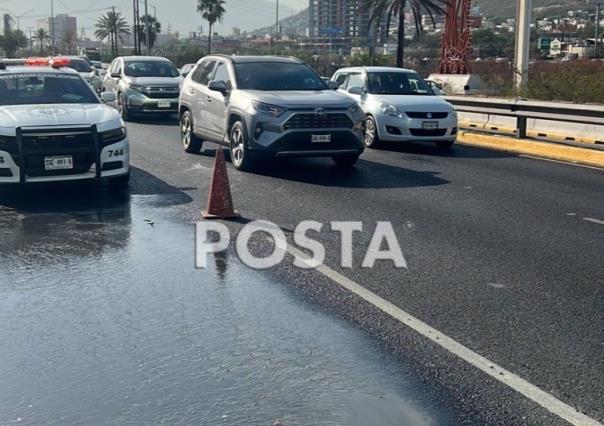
[327,80,339,90]
[110,71,120,79]
[348,86,364,96]
[100,92,117,103]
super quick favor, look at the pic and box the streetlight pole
[513,0,531,92]
[144,0,150,55]
[2,9,35,31]
[50,0,55,56]
[133,0,138,55]
[596,3,601,59]
[274,0,279,55]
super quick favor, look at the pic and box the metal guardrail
[444,96,604,139]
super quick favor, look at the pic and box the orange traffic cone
[202,148,240,220]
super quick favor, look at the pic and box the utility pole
[144,0,150,55]
[133,0,138,54]
[513,0,531,92]
[596,3,601,59]
[50,0,55,56]
[28,27,33,53]
[274,0,279,55]
[136,0,141,55]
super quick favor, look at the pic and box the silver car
[103,56,183,121]
[178,55,365,171]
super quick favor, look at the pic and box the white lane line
[279,241,603,426]
[583,217,604,226]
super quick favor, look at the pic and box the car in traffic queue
[0,61,130,187]
[332,66,458,150]
[179,55,365,171]
[103,56,182,121]
[26,56,104,94]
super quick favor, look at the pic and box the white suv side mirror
[100,92,117,103]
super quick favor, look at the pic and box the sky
[0,0,308,37]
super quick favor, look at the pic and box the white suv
[332,66,458,150]
[0,63,129,186]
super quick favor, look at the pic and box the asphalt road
[2,117,603,425]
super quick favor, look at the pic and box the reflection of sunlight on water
[0,196,451,425]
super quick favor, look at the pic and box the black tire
[108,172,130,189]
[229,121,255,172]
[364,115,381,148]
[436,140,455,150]
[117,93,131,122]
[180,110,203,154]
[333,154,360,168]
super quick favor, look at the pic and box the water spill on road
[0,186,452,425]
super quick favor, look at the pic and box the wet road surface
[0,187,454,425]
[1,116,603,425]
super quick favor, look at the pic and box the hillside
[250,8,308,37]
[478,0,589,18]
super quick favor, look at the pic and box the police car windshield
[124,60,179,78]
[0,73,99,106]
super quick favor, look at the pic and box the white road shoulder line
[583,217,604,226]
[281,242,603,426]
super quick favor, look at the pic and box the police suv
[0,58,129,186]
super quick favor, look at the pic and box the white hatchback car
[332,66,458,150]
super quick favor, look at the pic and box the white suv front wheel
[230,121,255,172]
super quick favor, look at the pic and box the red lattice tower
[438,0,473,74]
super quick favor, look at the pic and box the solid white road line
[583,217,604,226]
[280,241,603,426]
[519,154,604,171]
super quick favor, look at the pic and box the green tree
[0,29,28,58]
[363,0,446,68]
[33,28,51,56]
[197,0,226,54]
[472,28,514,58]
[138,14,162,50]
[95,10,130,58]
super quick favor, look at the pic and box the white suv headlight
[381,102,403,118]
[252,100,287,117]
[128,84,146,93]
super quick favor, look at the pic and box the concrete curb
[457,132,604,169]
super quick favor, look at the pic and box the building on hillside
[308,0,388,49]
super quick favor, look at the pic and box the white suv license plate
[158,101,171,108]
[311,134,331,143]
[422,121,439,130]
[45,156,73,171]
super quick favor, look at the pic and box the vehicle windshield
[67,59,93,73]
[234,62,327,91]
[124,60,180,78]
[367,72,433,96]
[0,73,99,105]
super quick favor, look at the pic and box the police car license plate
[45,156,73,171]
[158,101,171,108]
[422,121,438,130]
[311,134,331,143]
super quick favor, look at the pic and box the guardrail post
[517,116,527,139]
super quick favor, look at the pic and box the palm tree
[364,0,446,68]
[33,28,51,56]
[197,0,226,54]
[138,15,161,51]
[95,10,130,58]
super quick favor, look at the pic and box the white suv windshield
[124,61,179,78]
[234,63,327,91]
[367,72,433,96]
[0,73,99,105]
